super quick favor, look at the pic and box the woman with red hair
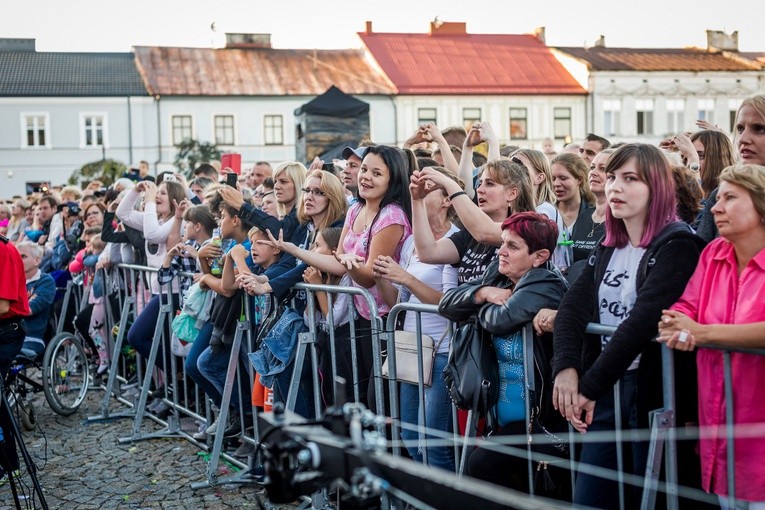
[551,143,705,507]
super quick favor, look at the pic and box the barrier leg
[640,409,672,510]
[88,289,135,422]
[118,297,178,443]
[458,410,478,476]
[191,319,251,489]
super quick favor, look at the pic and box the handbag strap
[431,327,450,358]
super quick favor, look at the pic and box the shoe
[152,401,172,418]
[96,364,109,376]
[192,424,208,441]
[233,441,255,458]
[121,386,140,399]
[222,411,242,438]
[205,416,221,435]
[0,469,21,488]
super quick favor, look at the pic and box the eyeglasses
[301,188,326,197]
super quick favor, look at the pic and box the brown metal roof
[556,46,763,72]
[133,46,396,96]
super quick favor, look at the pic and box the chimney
[430,21,467,36]
[0,38,35,52]
[534,27,546,44]
[365,21,373,34]
[225,33,271,49]
[594,35,606,48]
[706,29,739,52]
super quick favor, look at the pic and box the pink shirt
[672,237,765,501]
[342,202,411,320]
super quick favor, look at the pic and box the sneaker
[96,364,109,376]
[121,386,140,399]
[233,441,255,458]
[222,411,242,438]
[0,469,21,487]
[192,425,208,441]
[205,416,221,435]
[152,401,172,418]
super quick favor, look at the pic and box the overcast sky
[3,0,763,53]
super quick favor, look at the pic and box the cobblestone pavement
[1,386,273,510]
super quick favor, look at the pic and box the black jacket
[101,211,147,266]
[440,261,568,426]
[551,222,705,426]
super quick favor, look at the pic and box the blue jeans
[574,371,647,509]
[399,353,454,471]
[196,342,251,410]
[184,322,220,406]
[127,293,178,372]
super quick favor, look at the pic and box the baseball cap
[341,146,369,161]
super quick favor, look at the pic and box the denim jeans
[184,322,220,405]
[127,293,178,372]
[574,371,647,509]
[196,341,251,410]
[399,352,454,471]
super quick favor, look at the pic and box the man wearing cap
[340,145,369,204]
[0,234,30,480]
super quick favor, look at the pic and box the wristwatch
[689,162,700,172]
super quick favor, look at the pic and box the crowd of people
[1,93,765,509]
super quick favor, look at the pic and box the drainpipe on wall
[127,96,134,165]
[154,95,161,175]
[389,95,398,145]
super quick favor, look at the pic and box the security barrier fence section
[41,263,759,509]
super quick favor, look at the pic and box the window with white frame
[728,99,740,132]
[264,115,284,145]
[21,113,49,148]
[602,99,621,137]
[171,115,193,146]
[553,107,572,140]
[417,108,437,127]
[462,108,481,131]
[666,99,685,134]
[214,115,235,146]
[697,99,715,124]
[81,114,106,147]
[509,108,528,140]
[636,99,654,136]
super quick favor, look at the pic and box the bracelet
[448,191,467,201]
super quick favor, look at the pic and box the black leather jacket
[439,261,568,334]
[439,261,568,427]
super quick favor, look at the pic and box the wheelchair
[4,278,94,429]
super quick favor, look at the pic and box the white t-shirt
[598,243,646,371]
[399,227,460,353]
[536,201,570,271]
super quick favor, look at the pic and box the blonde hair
[513,148,555,205]
[273,162,307,218]
[60,185,83,201]
[296,169,348,229]
[719,164,765,219]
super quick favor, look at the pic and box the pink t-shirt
[672,237,765,501]
[342,202,411,320]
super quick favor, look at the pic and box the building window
[417,108,437,127]
[729,99,740,132]
[636,99,654,136]
[666,99,685,134]
[214,115,235,146]
[553,107,572,140]
[462,108,481,131]
[602,100,621,137]
[81,114,106,147]
[264,115,284,146]
[22,114,49,148]
[172,115,193,146]
[697,99,715,123]
[509,108,528,140]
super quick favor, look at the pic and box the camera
[164,174,177,183]
[321,162,336,173]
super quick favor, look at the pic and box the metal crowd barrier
[47,262,764,510]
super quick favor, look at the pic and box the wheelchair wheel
[42,332,90,416]
[19,399,37,431]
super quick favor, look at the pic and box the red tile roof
[358,32,585,95]
[133,46,396,96]
[556,46,763,72]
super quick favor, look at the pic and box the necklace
[588,211,605,238]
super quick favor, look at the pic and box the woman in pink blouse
[659,164,765,506]
[265,145,412,407]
